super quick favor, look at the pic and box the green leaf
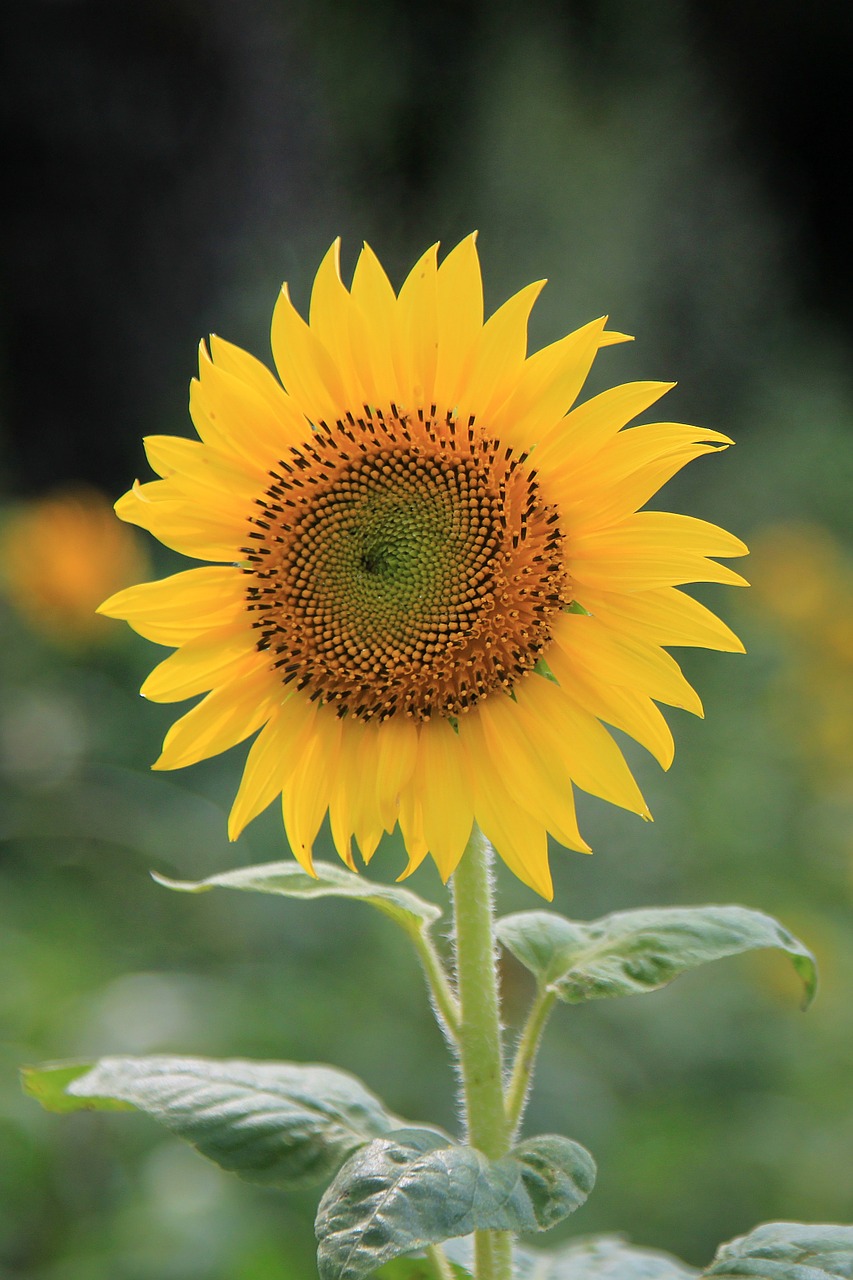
[375,1259,470,1279]
[24,1056,402,1189]
[497,905,817,1008]
[524,1235,696,1279]
[445,1233,696,1279]
[153,860,442,933]
[315,1129,595,1280]
[703,1222,853,1278]
[21,1062,134,1114]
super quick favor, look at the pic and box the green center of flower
[242,406,570,721]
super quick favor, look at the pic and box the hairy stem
[408,924,461,1043]
[426,1243,458,1280]
[451,827,512,1280]
[505,985,558,1137]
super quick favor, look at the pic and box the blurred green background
[2,1,852,1276]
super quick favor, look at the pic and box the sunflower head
[100,236,747,898]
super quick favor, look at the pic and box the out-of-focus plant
[751,523,853,783]
[1,486,147,645]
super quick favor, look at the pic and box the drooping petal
[153,664,278,772]
[281,706,343,873]
[228,694,318,840]
[468,697,589,854]
[416,717,475,880]
[517,673,651,818]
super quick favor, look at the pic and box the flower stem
[451,827,512,1280]
[407,924,461,1043]
[505,985,558,1137]
[426,1243,457,1280]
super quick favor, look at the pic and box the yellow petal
[557,662,676,770]
[433,234,483,410]
[570,512,750,592]
[228,694,318,839]
[140,626,260,703]
[308,239,366,410]
[461,718,554,898]
[153,665,277,772]
[550,424,732,532]
[396,243,439,407]
[349,719,386,863]
[98,566,245,645]
[396,773,431,879]
[519,673,650,817]
[457,280,545,422]
[533,381,675,474]
[552,611,704,716]
[578,584,745,653]
[114,481,243,562]
[209,334,302,419]
[416,718,475,880]
[143,435,260,504]
[281,706,342,872]
[207,334,310,447]
[375,715,419,831]
[491,317,611,449]
[328,717,369,870]
[472,696,590,853]
[193,342,307,470]
[349,242,401,403]
[271,282,348,422]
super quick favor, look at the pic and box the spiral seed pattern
[242,405,570,721]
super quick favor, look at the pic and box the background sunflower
[2,3,852,1278]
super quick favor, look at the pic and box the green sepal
[153,859,442,932]
[497,905,817,1008]
[315,1129,596,1280]
[23,1055,404,1189]
[703,1222,853,1278]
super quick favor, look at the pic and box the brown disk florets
[241,405,571,721]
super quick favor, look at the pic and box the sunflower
[100,236,747,898]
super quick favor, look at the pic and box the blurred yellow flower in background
[751,523,853,780]
[2,486,147,645]
[101,236,747,896]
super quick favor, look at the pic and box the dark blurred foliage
[2,0,853,494]
[2,1,853,1277]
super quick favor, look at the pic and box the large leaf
[445,1233,696,1279]
[24,1056,401,1189]
[703,1222,853,1278]
[154,860,442,932]
[316,1128,595,1280]
[497,906,817,1008]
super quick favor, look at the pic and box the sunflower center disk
[243,407,571,722]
